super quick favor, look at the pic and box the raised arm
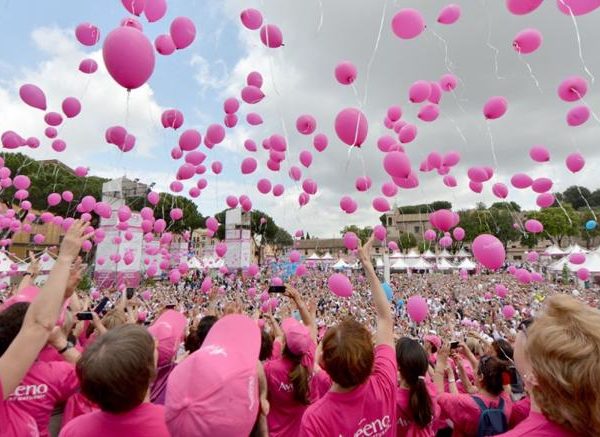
[16,251,40,293]
[0,220,91,399]
[358,236,393,347]
[285,285,317,342]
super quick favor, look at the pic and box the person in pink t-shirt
[300,237,397,437]
[500,295,600,437]
[59,324,170,437]
[395,337,438,437]
[435,345,512,437]
[265,287,330,437]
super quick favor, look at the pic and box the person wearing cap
[299,236,397,436]
[165,314,263,436]
[0,220,92,437]
[148,309,188,405]
[423,334,441,366]
[59,324,170,437]
[264,285,330,437]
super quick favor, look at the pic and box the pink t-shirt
[437,392,512,437]
[300,344,397,437]
[499,411,577,437]
[59,402,170,437]
[509,397,530,428]
[396,382,439,437]
[0,378,40,437]
[7,360,78,437]
[265,356,331,437]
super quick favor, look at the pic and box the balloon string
[554,196,574,226]
[573,91,600,125]
[316,0,324,33]
[442,113,468,147]
[558,0,595,84]
[484,1,504,81]
[427,28,455,74]
[576,185,597,221]
[517,54,543,94]
[486,121,499,170]
[362,0,388,108]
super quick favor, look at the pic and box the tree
[528,207,579,246]
[579,210,600,249]
[589,189,600,208]
[399,232,417,249]
[340,225,372,244]
[561,186,591,210]
[458,208,520,247]
[490,201,521,212]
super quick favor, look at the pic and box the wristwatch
[58,341,74,354]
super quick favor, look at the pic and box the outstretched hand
[59,220,94,261]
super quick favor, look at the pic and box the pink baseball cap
[147,309,187,367]
[424,334,442,350]
[282,317,315,369]
[0,286,69,326]
[165,314,261,436]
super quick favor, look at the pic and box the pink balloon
[44,112,63,127]
[388,242,399,252]
[387,106,402,122]
[260,24,283,48]
[513,28,543,54]
[122,0,145,15]
[299,150,313,168]
[355,176,372,192]
[241,86,265,104]
[62,191,74,202]
[382,182,398,197]
[532,177,553,193]
[25,137,40,149]
[176,163,195,180]
[428,82,442,104]
[429,209,459,232]
[257,178,272,194]
[339,196,356,214]
[223,98,239,115]
[391,8,425,40]
[472,234,505,270]
[246,113,263,126]
[19,84,47,110]
[327,273,353,297]
[155,34,176,55]
[296,115,317,135]
[302,179,317,195]
[398,124,417,143]
[169,181,183,193]
[170,17,196,49]
[502,305,516,320]
[558,76,587,102]
[244,139,258,152]
[240,8,263,30]
[557,0,600,15]
[335,108,368,147]
[439,74,457,92]
[270,134,287,152]
[566,152,585,173]
[334,61,357,85]
[529,145,550,162]
[79,58,98,74]
[241,157,258,175]
[406,295,428,323]
[102,26,155,90]
[373,225,387,241]
[144,0,167,22]
[179,129,201,151]
[75,22,101,46]
[525,219,544,234]
[120,17,143,31]
[51,139,67,152]
[437,4,461,24]
[577,268,590,281]
[483,96,508,120]
[537,193,555,208]
[147,191,159,205]
[215,242,228,258]
[492,183,509,199]
[224,114,238,128]
[567,105,590,126]
[313,133,328,152]
[506,0,543,15]
[467,167,489,183]
[13,175,30,190]
[1,131,23,149]
[185,151,206,166]
[417,104,439,122]
[511,173,533,189]
[372,197,391,213]
[527,251,540,263]
[453,227,465,241]
[61,97,81,118]
[443,175,457,188]
[424,229,437,241]
[47,193,61,207]
[569,253,586,265]
[384,152,411,179]
[343,232,359,250]
[14,190,28,201]
[409,80,431,103]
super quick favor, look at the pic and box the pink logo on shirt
[350,415,392,437]
[10,384,49,401]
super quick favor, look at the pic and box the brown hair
[526,295,600,436]
[283,345,311,405]
[102,308,128,330]
[477,355,509,396]
[321,318,374,388]
[77,324,156,413]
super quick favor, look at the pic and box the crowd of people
[1,227,600,436]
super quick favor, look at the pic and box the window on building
[414,226,420,234]
[514,255,522,261]
[387,217,392,226]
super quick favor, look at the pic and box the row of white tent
[548,246,600,274]
[332,256,478,271]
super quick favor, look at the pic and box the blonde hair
[102,308,128,330]
[526,295,600,436]
[465,337,483,357]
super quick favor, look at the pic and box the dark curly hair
[0,302,29,356]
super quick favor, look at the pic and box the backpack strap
[497,397,505,410]
[471,396,488,412]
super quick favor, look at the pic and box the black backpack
[471,396,508,437]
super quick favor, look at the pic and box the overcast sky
[1,0,599,237]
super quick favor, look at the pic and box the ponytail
[284,345,311,405]
[409,377,433,428]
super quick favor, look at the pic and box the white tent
[389,251,403,259]
[187,256,203,270]
[390,258,409,271]
[437,258,455,271]
[332,259,350,270]
[438,249,452,258]
[409,257,433,270]
[550,251,600,274]
[38,251,56,273]
[405,249,420,258]
[422,250,436,259]
[456,258,477,271]
[0,251,15,272]
[455,248,470,258]
[375,258,384,269]
[321,252,334,261]
[564,244,588,254]
[543,245,564,257]
[307,252,321,261]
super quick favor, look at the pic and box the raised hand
[59,220,94,261]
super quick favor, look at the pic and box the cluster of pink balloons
[240,8,283,48]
